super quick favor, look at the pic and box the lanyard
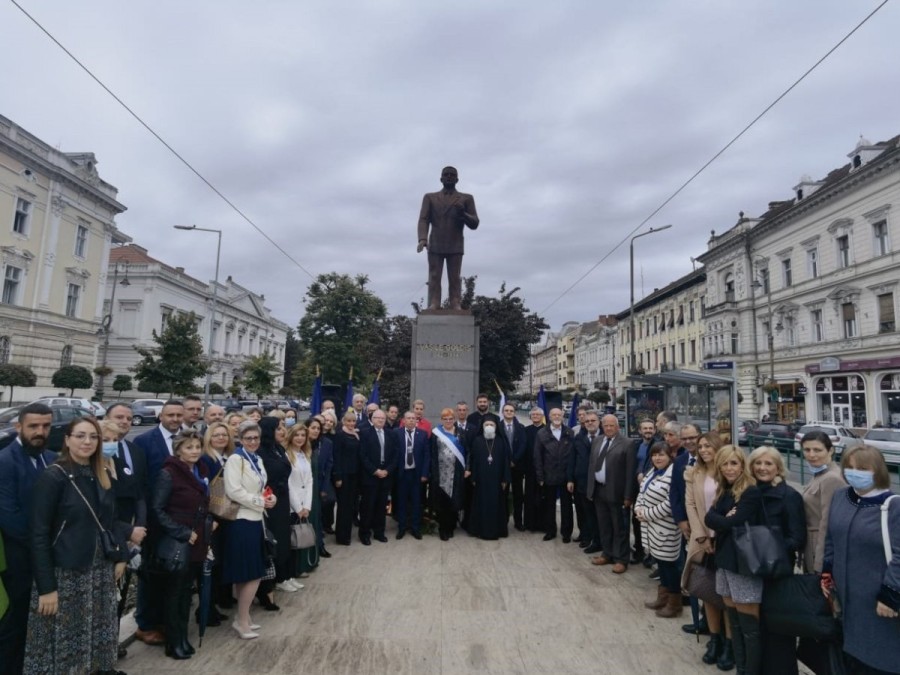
[236,448,264,491]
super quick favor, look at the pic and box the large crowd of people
[0,394,898,674]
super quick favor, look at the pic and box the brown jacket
[801,463,845,573]
[681,464,716,589]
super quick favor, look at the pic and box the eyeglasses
[71,433,99,442]
[242,436,260,442]
[681,435,699,442]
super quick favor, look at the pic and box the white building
[573,316,618,394]
[697,133,900,427]
[0,115,127,398]
[104,244,290,395]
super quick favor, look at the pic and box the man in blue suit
[0,403,55,674]
[394,411,430,540]
[498,403,527,531]
[131,398,184,645]
[358,410,399,544]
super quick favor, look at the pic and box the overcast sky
[3,1,898,332]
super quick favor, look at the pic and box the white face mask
[484,426,496,440]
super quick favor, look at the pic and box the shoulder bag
[734,496,792,579]
[53,465,123,562]
[684,553,724,609]
[290,517,316,550]
[154,534,190,573]
[208,459,240,521]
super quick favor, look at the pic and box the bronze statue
[417,166,480,310]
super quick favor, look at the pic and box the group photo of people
[1,393,899,674]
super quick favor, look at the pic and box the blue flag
[537,384,549,420]
[567,392,580,427]
[369,378,381,406]
[310,374,323,416]
[343,377,354,415]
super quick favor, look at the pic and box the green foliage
[282,329,300,393]
[51,365,93,396]
[112,374,132,394]
[0,363,37,401]
[297,272,387,388]
[208,382,226,396]
[228,378,242,398]
[374,314,413,410]
[588,390,611,405]
[243,352,281,398]
[278,386,293,397]
[131,312,209,396]
[93,366,113,377]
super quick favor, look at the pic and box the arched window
[0,336,9,364]
[60,344,73,368]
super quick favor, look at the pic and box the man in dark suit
[0,403,55,674]
[569,411,600,552]
[351,394,370,429]
[534,408,575,542]
[588,414,637,574]
[523,407,545,532]
[358,410,399,544]
[393,411,430,539]
[105,403,149,538]
[465,393,500,443]
[384,405,401,430]
[498,403,527,531]
[630,418,658,563]
[455,401,469,434]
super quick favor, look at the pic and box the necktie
[589,433,595,443]
[689,456,696,467]
[406,432,414,468]
[507,423,513,440]
[377,429,385,463]
[118,441,134,472]
[597,437,611,470]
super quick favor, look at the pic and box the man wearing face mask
[467,419,510,540]
[465,393,500,444]
[0,403,56,674]
[104,404,149,543]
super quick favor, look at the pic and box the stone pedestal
[411,311,479,426]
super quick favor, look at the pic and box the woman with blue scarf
[430,408,468,541]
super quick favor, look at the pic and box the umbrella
[197,549,214,646]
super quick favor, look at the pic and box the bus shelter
[623,368,738,442]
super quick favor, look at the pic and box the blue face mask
[101,441,118,458]
[805,462,828,475]
[284,418,296,427]
[844,468,875,492]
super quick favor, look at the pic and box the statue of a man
[417,166,480,310]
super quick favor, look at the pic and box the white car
[862,428,900,466]
[36,396,106,419]
[793,422,863,458]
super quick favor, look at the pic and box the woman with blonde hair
[200,421,235,621]
[332,409,361,545]
[705,445,763,675]
[225,412,245,443]
[285,424,317,580]
[683,431,734,669]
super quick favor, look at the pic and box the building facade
[573,315,618,395]
[104,244,290,395]
[697,134,900,427]
[555,321,581,389]
[0,115,128,396]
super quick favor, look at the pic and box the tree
[131,312,209,396]
[0,364,37,402]
[282,329,300,393]
[588,390,611,405]
[278,386,293,397]
[51,365,93,396]
[208,382,226,396]
[297,273,387,390]
[228,377,242,398]
[243,352,281,398]
[374,314,413,410]
[112,374,133,395]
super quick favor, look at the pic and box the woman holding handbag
[25,418,129,674]
[683,431,734,670]
[286,424,317,580]
[823,446,900,674]
[705,445,763,675]
[149,430,212,660]
[201,421,235,619]
[748,446,806,675]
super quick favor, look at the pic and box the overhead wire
[539,0,892,315]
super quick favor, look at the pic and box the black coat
[332,430,361,481]
[30,462,129,595]
[358,426,400,485]
[568,429,593,494]
[150,456,211,564]
[498,418,528,467]
[705,485,762,573]
[110,439,148,527]
[758,480,807,565]
[533,425,574,486]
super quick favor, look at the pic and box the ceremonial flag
[493,379,505,412]
[567,392,581,427]
[310,367,323,416]
[343,367,354,414]
[369,369,382,405]
[537,384,549,420]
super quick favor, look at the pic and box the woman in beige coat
[799,430,845,573]
[683,431,733,670]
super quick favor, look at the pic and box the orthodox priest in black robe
[467,419,511,540]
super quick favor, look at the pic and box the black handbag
[685,554,724,610]
[155,534,190,573]
[762,574,840,640]
[734,499,792,579]
[262,522,277,563]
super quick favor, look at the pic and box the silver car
[862,428,900,466]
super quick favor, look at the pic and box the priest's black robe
[467,435,511,540]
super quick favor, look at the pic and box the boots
[644,585,667,610]
[702,633,723,665]
[725,608,745,675]
[655,592,684,618]
[717,638,735,671]
[735,612,761,675]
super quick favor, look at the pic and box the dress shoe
[165,643,191,660]
[319,547,332,558]
[562,536,571,544]
[258,597,280,611]
[440,532,450,541]
[630,551,646,565]
[117,645,128,659]
[579,540,589,549]
[642,556,654,568]
[359,534,372,545]
[396,530,406,540]
[611,563,628,574]
[231,622,259,640]
[412,531,423,540]
[682,617,710,635]
[181,638,195,655]
[135,628,165,646]
[591,556,611,566]
[374,534,388,543]
[323,526,335,535]
[336,539,351,546]
[542,533,556,541]
[514,524,526,532]
[584,544,602,554]
[215,609,229,621]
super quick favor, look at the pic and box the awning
[629,368,735,387]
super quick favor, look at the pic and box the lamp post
[174,225,222,405]
[753,269,779,415]
[97,261,130,398]
[629,225,673,385]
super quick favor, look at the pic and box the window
[13,198,31,235]
[807,248,819,278]
[0,336,9,364]
[2,266,22,305]
[724,273,735,302]
[679,341,685,364]
[730,333,738,354]
[60,344,73,368]
[785,316,795,346]
[161,309,172,332]
[670,345,675,365]
[836,235,850,268]
[74,224,88,258]
[690,339,696,363]
[878,292,895,333]
[781,258,792,287]
[811,309,823,342]
[689,301,695,322]
[873,220,890,256]
[65,284,80,318]
[842,303,857,338]
[760,268,770,294]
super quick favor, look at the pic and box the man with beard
[467,419,510,540]
[523,407,545,532]
[465,393,500,443]
[0,403,55,674]
[630,419,658,564]
[384,405,401,430]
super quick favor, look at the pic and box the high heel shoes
[231,621,259,640]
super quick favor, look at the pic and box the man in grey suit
[588,414,636,574]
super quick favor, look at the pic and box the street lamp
[629,225,673,385]
[174,225,222,405]
[752,269,781,414]
[97,261,130,398]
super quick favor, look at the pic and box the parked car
[737,420,759,446]
[294,399,310,411]
[35,396,106,419]
[129,399,166,426]
[0,404,95,451]
[793,422,864,459]
[862,428,900,466]
[239,399,260,411]
[220,398,243,413]
[746,422,800,454]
